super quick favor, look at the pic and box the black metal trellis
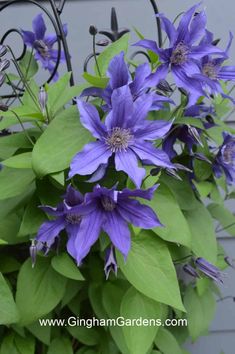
[0,0,161,102]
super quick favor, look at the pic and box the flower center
[101,196,116,211]
[34,40,50,58]
[202,63,218,80]
[221,141,235,166]
[106,127,133,153]
[66,213,82,224]
[170,42,189,65]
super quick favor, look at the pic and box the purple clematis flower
[195,257,223,283]
[192,31,235,101]
[21,14,68,80]
[69,85,174,187]
[81,51,173,110]
[37,184,162,265]
[134,3,223,106]
[213,132,235,184]
[36,184,94,259]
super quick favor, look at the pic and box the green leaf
[121,287,162,354]
[18,196,46,237]
[0,334,19,354]
[2,152,32,169]
[89,283,108,319]
[47,73,83,117]
[0,167,35,200]
[16,257,66,325]
[0,255,20,273]
[32,106,91,177]
[0,132,33,160]
[14,334,35,354]
[102,282,130,354]
[144,183,191,248]
[208,203,235,236]
[154,328,182,354]
[0,273,19,324]
[184,286,216,341]
[117,230,185,311]
[27,319,51,345]
[19,51,38,79]
[162,175,199,210]
[175,116,204,129]
[83,72,109,88]
[47,338,73,354]
[184,201,217,263]
[67,326,99,346]
[0,213,23,244]
[193,180,213,198]
[0,107,42,130]
[96,34,130,76]
[194,159,212,181]
[51,253,84,281]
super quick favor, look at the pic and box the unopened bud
[30,239,37,268]
[89,25,98,36]
[39,86,48,114]
[0,45,7,57]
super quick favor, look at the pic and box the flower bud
[30,239,37,268]
[39,86,48,114]
[89,25,98,36]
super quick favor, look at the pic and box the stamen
[170,42,189,65]
[105,127,133,153]
[101,195,116,211]
[66,213,82,224]
[34,40,50,58]
[221,141,235,165]
[202,63,218,80]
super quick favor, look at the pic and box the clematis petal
[107,51,130,89]
[80,87,104,99]
[189,10,207,44]
[69,141,112,178]
[73,210,103,265]
[159,14,177,46]
[36,218,65,248]
[65,184,84,206]
[189,44,223,59]
[218,66,235,80]
[77,100,107,139]
[131,141,174,169]
[134,39,163,56]
[33,14,47,40]
[130,63,151,95]
[117,198,162,228]
[66,224,80,261]
[21,30,35,46]
[144,63,169,87]
[102,210,131,259]
[131,94,153,127]
[119,185,159,201]
[134,120,172,140]
[176,3,201,43]
[115,149,146,188]
[107,86,133,129]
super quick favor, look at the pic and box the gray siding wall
[1,1,235,353]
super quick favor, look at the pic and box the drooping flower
[81,51,173,110]
[213,132,235,184]
[21,14,68,80]
[37,184,162,266]
[195,257,223,283]
[69,85,174,188]
[104,246,118,279]
[134,3,223,106]
[193,31,235,101]
[36,185,94,259]
[73,184,162,264]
